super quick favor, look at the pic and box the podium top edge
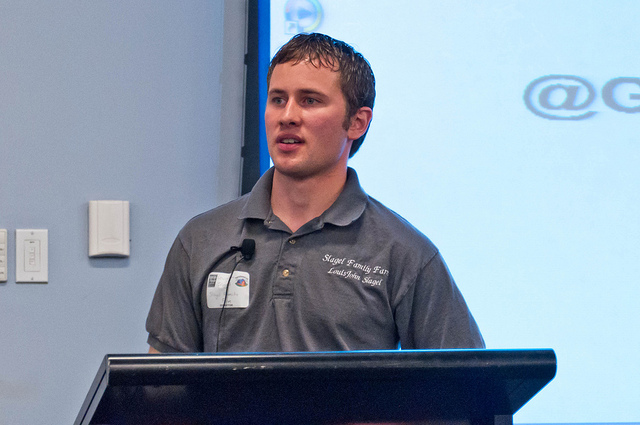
[101,348,557,379]
[104,348,556,362]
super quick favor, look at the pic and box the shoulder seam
[394,248,441,307]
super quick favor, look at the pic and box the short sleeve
[145,234,203,352]
[394,251,485,349]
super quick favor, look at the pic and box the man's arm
[145,234,204,352]
[148,346,161,354]
[395,251,485,349]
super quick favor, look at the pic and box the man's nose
[280,101,300,126]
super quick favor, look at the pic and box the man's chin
[273,165,312,181]
[273,164,349,184]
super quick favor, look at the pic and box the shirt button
[289,239,296,245]
[282,269,290,277]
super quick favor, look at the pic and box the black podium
[75,349,556,425]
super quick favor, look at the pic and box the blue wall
[0,1,246,423]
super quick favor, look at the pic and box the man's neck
[270,168,348,233]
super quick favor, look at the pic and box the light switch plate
[16,229,48,283]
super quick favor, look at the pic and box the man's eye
[271,97,285,105]
[304,98,318,105]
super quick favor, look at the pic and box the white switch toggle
[25,239,41,272]
[89,200,130,257]
[16,229,48,283]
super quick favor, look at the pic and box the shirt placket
[272,235,300,298]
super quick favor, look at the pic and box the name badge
[206,271,250,308]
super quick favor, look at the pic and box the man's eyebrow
[268,88,286,95]
[298,88,326,97]
[267,88,327,97]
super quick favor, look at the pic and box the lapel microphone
[239,239,255,261]
[229,238,256,261]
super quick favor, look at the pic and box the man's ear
[347,107,373,141]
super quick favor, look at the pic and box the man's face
[265,60,354,180]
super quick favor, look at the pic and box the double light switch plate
[0,229,7,282]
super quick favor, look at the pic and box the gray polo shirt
[146,167,484,352]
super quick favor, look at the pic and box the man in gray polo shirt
[146,33,484,353]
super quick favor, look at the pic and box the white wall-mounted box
[89,200,130,257]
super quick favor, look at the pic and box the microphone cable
[212,239,255,352]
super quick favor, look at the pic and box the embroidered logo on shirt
[322,254,389,287]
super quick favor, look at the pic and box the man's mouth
[280,138,302,144]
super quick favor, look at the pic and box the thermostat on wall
[89,200,130,257]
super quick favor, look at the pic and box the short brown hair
[267,33,375,157]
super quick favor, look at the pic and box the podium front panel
[75,349,556,425]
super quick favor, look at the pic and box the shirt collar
[322,167,368,226]
[239,167,369,227]
[239,167,274,221]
